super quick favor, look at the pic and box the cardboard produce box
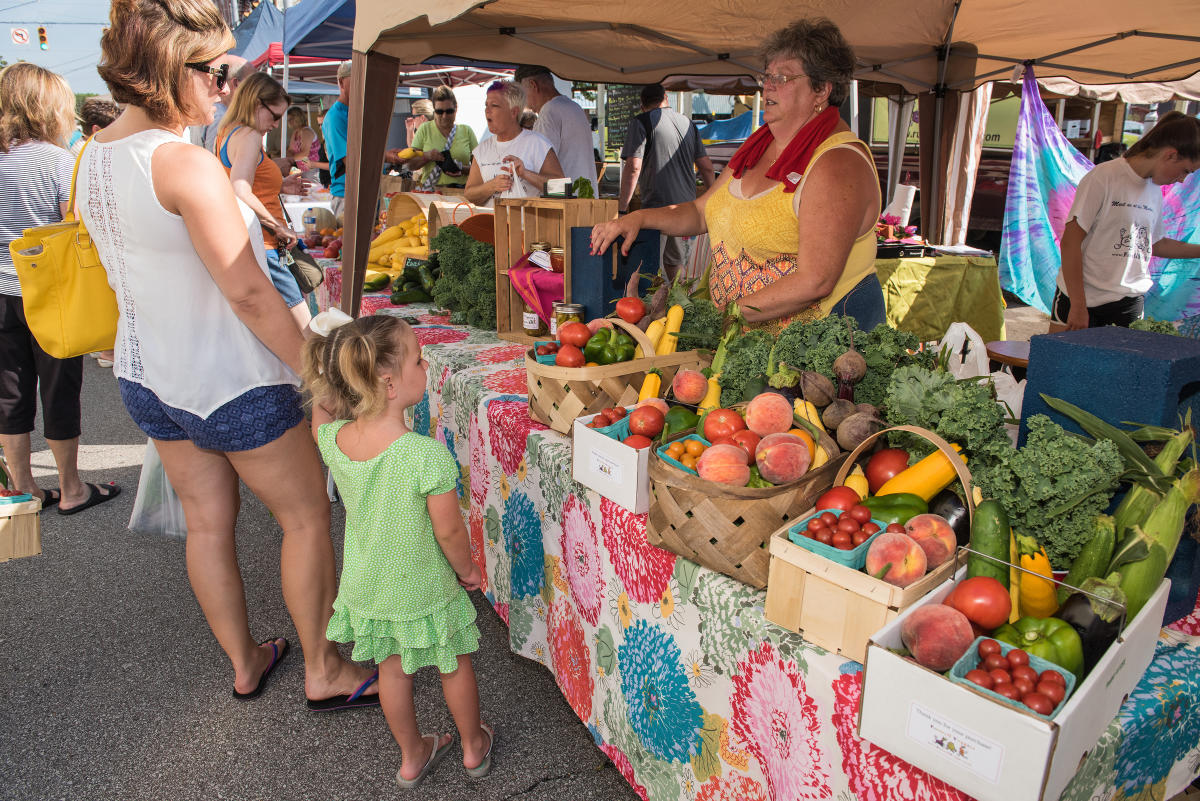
[571,410,649,513]
[858,565,1170,801]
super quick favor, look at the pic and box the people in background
[514,64,597,197]
[387,86,478,192]
[196,52,250,152]
[0,62,122,516]
[517,110,536,131]
[321,61,351,221]
[619,83,715,280]
[464,81,563,209]
[592,18,886,331]
[1054,111,1200,330]
[71,96,121,155]
[215,72,312,329]
[81,0,378,711]
[285,106,326,184]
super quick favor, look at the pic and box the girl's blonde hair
[219,72,289,136]
[0,63,75,152]
[97,0,234,126]
[301,316,412,420]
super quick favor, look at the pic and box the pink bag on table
[508,253,563,325]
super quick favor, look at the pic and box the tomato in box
[814,486,861,513]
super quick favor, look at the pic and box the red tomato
[807,517,827,532]
[1013,676,1035,695]
[558,322,592,348]
[814,486,861,513]
[944,576,1013,630]
[536,345,551,355]
[837,517,860,535]
[1011,665,1039,685]
[831,531,852,549]
[609,407,628,420]
[885,522,906,534]
[731,430,761,463]
[978,639,1002,659]
[819,511,839,527]
[993,683,1021,701]
[702,408,747,441]
[1039,670,1066,687]
[865,448,911,493]
[628,406,665,438]
[1006,649,1030,668]
[622,434,652,449]
[988,668,1011,685]
[555,343,585,367]
[815,530,834,545]
[615,296,646,324]
[1022,692,1055,715]
[601,407,621,422]
[861,522,880,535]
[965,669,993,690]
[851,529,870,546]
[1036,680,1065,705]
[544,341,559,352]
[982,653,1010,672]
[848,505,872,524]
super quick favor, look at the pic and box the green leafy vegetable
[430,226,496,329]
[1129,317,1179,336]
[717,330,775,406]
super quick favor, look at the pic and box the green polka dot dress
[319,421,479,674]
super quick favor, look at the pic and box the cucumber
[1058,515,1116,603]
[390,288,432,304]
[966,499,1010,589]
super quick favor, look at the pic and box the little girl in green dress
[301,311,494,788]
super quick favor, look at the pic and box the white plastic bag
[128,439,187,539]
[939,321,991,380]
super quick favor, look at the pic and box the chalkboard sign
[604,85,643,152]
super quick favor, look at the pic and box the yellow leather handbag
[8,138,117,359]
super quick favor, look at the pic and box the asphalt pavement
[0,360,637,801]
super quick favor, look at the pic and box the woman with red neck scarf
[591,18,884,331]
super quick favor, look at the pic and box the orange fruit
[684,439,706,457]
[680,453,698,470]
[666,442,685,459]
[787,428,816,459]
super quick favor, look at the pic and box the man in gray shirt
[620,84,715,280]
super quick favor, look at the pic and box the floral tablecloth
[384,308,1200,801]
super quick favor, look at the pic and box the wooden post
[341,49,400,318]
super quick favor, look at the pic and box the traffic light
[37,26,47,50]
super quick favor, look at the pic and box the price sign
[11,28,29,45]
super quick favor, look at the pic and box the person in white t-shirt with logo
[1054,112,1200,330]
[465,80,564,209]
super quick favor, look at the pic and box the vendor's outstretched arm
[1153,238,1200,259]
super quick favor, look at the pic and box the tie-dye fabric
[1145,170,1200,321]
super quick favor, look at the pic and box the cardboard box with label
[571,410,649,513]
[858,566,1169,801]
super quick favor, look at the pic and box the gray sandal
[465,723,494,779]
[396,733,453,789]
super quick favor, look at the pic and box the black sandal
[58,482,122,516]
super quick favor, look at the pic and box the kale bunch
[1129,317,1179,336]
[883,364,1012,474]
[717,329,775,406]
[430,226,496,330]
[972,415,1124,569]
[856,324,937,408]
[675,297,726,352]
[773,315,857,379]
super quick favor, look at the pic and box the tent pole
[751,92,761,133]
[281,0,289,154]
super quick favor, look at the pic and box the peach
[672,369,709,404]
[637,397,670,417]
[586,318,614,335]
[865,531,928,588]
[900,604,975,671]
[744,392,793,436]
[696,443,751,486]
[754,432,811,484]
[904,514,957,567]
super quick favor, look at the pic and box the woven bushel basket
[647,425,848,589]
[525,318,711,434]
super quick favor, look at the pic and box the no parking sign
[11,28,29,45]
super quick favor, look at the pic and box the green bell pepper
[663,406,701,438]
[860,493,928,525]
[583,329,616,364]
[993,616,1084,682]
[611,330,636,362]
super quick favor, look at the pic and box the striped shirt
[0,141,74,297]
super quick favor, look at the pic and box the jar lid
[530,241,551,251]
[557,303,585,313]
[549,247,565,254]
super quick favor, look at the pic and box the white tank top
[77,128,298,418]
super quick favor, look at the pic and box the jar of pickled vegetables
[522,300,546,337]
[555,303,584,334]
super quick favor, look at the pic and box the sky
[0,0,112,95]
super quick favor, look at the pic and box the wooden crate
[493,198,618,344]
[0,499,42,563]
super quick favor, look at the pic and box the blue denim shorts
[265,247,305,309]
[829,273,887,331]
[118,379,303,452]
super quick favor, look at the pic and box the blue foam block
[1019,327,1200,445]
[569,227,659,322]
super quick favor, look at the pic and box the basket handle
[451,202,473,225]
[833,424,975,515]
[607,316,658,356]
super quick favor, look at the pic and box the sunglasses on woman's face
[260,100,283,122]
[433,107,456,115]
[186,61,229,91]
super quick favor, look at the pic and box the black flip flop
[39,488,61,512]
[57,482,121,516]
[306,671,380,712]
[233,638,290,700]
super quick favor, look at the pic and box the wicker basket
[763,424,973,662]
[524,318,710,434]
[646,432,849,589]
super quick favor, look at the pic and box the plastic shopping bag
[939,321,991,380]
[128,439,187,539]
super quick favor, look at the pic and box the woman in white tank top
[79,0,378,710]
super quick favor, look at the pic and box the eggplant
[929,488,971,546]
[1054,577,1127,675]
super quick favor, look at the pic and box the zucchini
[390,288,432,304]
[966,499,1010,589]
[1058,515,1116,603]
[417,264,436,294]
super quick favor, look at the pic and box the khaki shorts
[661,234,685,267]
[329,196,345,224]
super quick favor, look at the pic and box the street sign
[11,28,29,45]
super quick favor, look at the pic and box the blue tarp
[697,110,760,142]
[231,0,283,62]
[283,0,355,60]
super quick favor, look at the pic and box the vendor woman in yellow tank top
[591,17,883,332]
